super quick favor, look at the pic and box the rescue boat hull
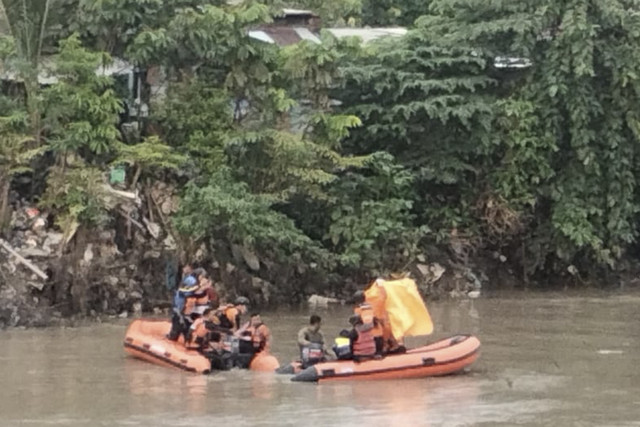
[291,335,480,382]
[123,319,279,374]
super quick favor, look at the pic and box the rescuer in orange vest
[353,290,385,355]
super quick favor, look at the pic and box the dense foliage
[2,0,640,294]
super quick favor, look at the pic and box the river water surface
[1,292,640,426]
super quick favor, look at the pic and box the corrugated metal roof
[259,27,305,46]
[281,8,316,16]
[249,26,408,46]
[327,28,408,43]
[294,27,321,44]
[248,30,275,44]
[0,57,134,84]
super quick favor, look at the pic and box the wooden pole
[0,238,48,280]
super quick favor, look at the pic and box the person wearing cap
[167,274,199,341]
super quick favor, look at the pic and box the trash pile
[0,183,179,328]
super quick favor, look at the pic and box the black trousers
[167,313,191,341]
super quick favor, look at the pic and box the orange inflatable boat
[123,319,279,374]
[291,335,480,382]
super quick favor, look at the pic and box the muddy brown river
[1,292,639,426]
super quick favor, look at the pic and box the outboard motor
[301,342,324,368]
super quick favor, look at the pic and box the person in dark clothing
[204,331,232,371]
[166,264,198,341]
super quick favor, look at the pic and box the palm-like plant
[0,0,54,143]
[0,112,42,230]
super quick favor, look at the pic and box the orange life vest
[352,327,376,357]
[244,323,270,352]
[183,294,205,315]
[193,292,210,314]
[355,303,383,337]
[187,317,208,349]
[218,306,240,330]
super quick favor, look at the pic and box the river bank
[2,193,640,328]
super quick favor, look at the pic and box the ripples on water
[1,292,640,426]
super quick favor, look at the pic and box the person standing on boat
[297,315,333,368]
[167,271,199,341]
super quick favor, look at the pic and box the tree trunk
[24,78,42,146]
[130,164,142,189]
[0,177,10,232]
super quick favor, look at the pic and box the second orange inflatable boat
[291,335,480,382]
[123,319,279,374]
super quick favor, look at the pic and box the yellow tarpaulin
[370,278,433,339]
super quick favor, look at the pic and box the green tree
[174,168,334,294]
[36,35,123,239]
[40,163,113,234]
[525,1,640,270]
[376,0,640,277]
[112,136,187,189]
[361,0,428,26]
[327,153,428,274]
[339,30,497,243]
[0,108,42,230]
[43,34,123,166]
[0,0,55,142]
[151,79,232,174]
[288,0,362,26]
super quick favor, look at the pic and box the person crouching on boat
[348,313,377,361]
[297,315,333,368]
[167,274,199,341]
[218,297,249,332]
[237,313,272,354]
[187,307,218,350]
[186,309,233,370]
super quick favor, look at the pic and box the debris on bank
[1,183,489,328]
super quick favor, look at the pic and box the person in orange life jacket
[187,307,215,350]
[185,271,220,319]
[347,313,377,361]
[218,297,249,332]
[193,268,217,303]
[365,278,404,353]
[297,315,333,368]
[236,313,272,353]
[353,291,384,355]
[167,271,199,341]
[185,311,233,372]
